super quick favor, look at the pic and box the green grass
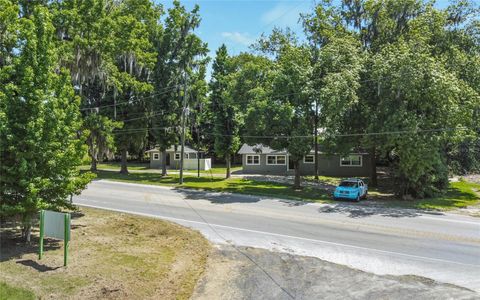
[79,162,242,175]
[199,164,242,175]
[0,282,35,300]
[80,162,149,171]
[90,170,480,211]
[93,170,331,202]
[413,181,480,210]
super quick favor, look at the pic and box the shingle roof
[237,144,287,155]
[146,145,198,153]
[237,143,369,155]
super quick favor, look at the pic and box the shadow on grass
[17,259,61,272]
[0,229,61,262]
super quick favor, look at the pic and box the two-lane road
[73,180,480,292]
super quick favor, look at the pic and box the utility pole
[179,74,188,185]
[314,99,319,181]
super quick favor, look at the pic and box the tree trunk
[293,160,301,189]
[161,150,167,177]
[22,215,32,243]
[314,100,319,180]
[120,148,128,174]
[370,146,378,187]
[90,156,97,172]
[226,154,231,179]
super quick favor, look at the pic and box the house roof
[146,145,198,153]
[237,143,368,155]
[237,144,287,155]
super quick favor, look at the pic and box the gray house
[238,144,371,177]
[146,145,211,171]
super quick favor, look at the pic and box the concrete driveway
[73,180,480,295]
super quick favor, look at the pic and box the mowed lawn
[0,208,210,299]
[79,161,243,175]
[88,170,480,211]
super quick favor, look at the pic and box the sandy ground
[193,245,479,300]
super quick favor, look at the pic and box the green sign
[39,210,71,266]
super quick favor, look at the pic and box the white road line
[75,201,480,268]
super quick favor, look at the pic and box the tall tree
[209,45,241,178]
[0,3,92,241]
[151,0,208,176]
[246,38,313,188]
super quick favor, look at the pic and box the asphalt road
[73,180,480,293]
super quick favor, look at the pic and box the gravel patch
[193,245,478,300]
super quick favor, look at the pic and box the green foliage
[0,4,92,227]
[210,45,242,169]
[303,0,480,197]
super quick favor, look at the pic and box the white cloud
[221,32,255,46]
[261,3,306,28]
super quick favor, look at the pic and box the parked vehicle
[333,178,368,202]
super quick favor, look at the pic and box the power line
[79,84,182,111]
[112,126,473,138]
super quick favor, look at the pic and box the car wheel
[355,194,360,202]
[362,191,368,200]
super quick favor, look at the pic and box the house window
[153,153,160,160]
[266,155,286,165]
[246,155,260,165]
[304,155,315,163]
[174,153,180,160]
[340,155,362,167]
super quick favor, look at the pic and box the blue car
[333,178,368,202]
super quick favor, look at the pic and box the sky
[157,0,314,78]
[157,0,453,78]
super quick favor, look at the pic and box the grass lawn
[80,161,149,171]
[79,162,242,175]
[0,282,35,300]
[0,207,210,299]
[199,164,243,175]
[89,170,480,211]
[396,181,480,210]
[92,170,332,202]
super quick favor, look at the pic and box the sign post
[38,210,71,266]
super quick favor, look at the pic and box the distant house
[237,144,371,177]
[146,145,211,171]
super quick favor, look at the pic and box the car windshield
[339,181,358,188]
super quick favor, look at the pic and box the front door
[288,157,295,170]
[166,153,171,166]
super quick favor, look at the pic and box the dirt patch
[193,245,478,300]
[0,207,210,299]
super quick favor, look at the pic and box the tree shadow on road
[317,201,430,218]
[177,188,262,204]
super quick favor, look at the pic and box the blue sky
[157,0,453,77]
[158,0,314,56]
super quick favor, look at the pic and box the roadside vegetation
[0,208,210,299]
[79,162,243,175]
[91,169,480,211]
[1,0,479,245]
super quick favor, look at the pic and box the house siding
[241,153,371,177]
[242,154,288,174]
